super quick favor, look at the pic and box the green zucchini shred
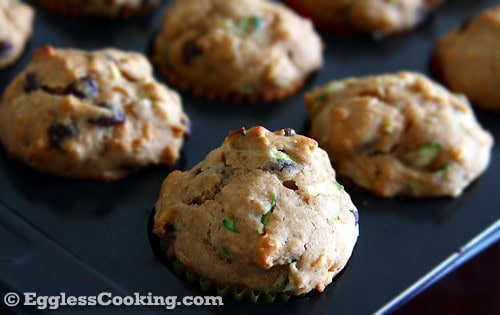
[223,218,239,233]
[259,193,277,233]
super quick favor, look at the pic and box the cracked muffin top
[154,126,359,296]
[285,0,443,38]
[433,6,500,112]
[0,0,34,68]
[0,45,189,180]
[305,72,493,198]
[33,0,161,18]
[152,0,323,103]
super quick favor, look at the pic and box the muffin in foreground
[305,72,493,198]
[285,0,443,38]
[33,0,161,18]
[0,45,189,180]
[432,6,500,112]
[152,0,323,103]
[153,127,359,299]
[0,0,35,68]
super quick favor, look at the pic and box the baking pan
[0,0,499,314]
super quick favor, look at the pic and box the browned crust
[32,0,160,19]
[151,55,307,104]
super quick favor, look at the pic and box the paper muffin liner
[151,54,307,105]
[33,0,160,19]
[158,237,295,303]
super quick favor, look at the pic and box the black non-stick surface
[1,1,499,314]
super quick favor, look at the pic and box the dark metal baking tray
[1,0,499,314]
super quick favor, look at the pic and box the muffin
[153,127,359,299]
[285,0,443,38]
[33,0,161,18]
[305,72,493,198]
[0,45,189,180]
[0,0,35,68]
[152,0,323,103]
[432,6,500,112]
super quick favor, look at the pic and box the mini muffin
[152,0,323,103]
[0,0,35,68]
[0,45,189,180]
[153,127,359,298]
[432,6,500,112]
[285,0,443,38]
[305,72,493,198]
[33,0,160,18]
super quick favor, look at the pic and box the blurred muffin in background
[152,0,323,103]
[0,0,35,68]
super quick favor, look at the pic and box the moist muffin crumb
[305,72,493,198]
[0,0,35,68]
[154,126,359,297]
[432,6,500,112]
[152,0,323,103]
[0,45,189,180]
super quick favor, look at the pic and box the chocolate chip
[67,76,98,99]
[182,40,203,65]
[0,40,13,56]
[283,128,296,137]
[165,224,176,233]
[350,208,359,225]
[458,17,473,33]
[238,127,247,136]
[183,119,192,138]
[23,73,40,93]
[48,123,77,148]
[283,180,298,191]
[269,159,294,172]
[88,109,125,127]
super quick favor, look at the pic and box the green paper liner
[167,255,292,303]
[158,233,294,303]
[170,258,291,304]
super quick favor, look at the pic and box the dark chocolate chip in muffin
[350,209,359,225]
[23,73,40,93]
[182,40,203,66]
[68,76,99,99]
[48,123,77,148]
[269,158,294,172]
[283,128,296,137]
[0,40,13,56]
[88,109,126,127]
[458,17,473,33]
[183,118,192,138]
